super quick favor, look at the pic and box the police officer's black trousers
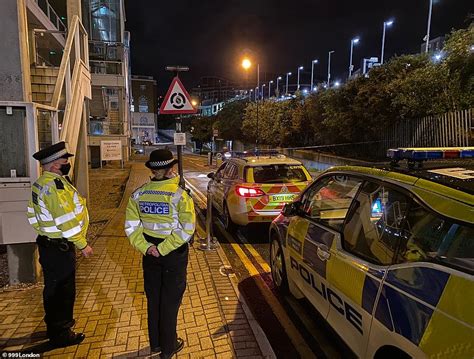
[142,236,188,355]
[36,235,76,340]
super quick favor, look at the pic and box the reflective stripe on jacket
[27,171,89,249]
[125,176,196,256]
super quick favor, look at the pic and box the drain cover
[219,265,235,277]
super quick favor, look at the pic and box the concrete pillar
[7,243,39,285]
[0,0,29,102]
[1,0,37,285]
[75,101,90,201]
[67,0,82,25]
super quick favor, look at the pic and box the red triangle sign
[160,77,197,115]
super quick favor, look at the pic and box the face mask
[59,163,71,176]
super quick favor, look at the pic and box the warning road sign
[160,77,197,115]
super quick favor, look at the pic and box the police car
[207,151,312,231]
[269,147,474,358]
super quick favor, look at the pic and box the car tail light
[235,185,265,197]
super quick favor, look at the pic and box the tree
[189,116,215,143]
[213,100,248,141]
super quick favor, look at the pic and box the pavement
[0,163,270,358]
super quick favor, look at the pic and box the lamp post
[349,37,360,79]
[242,57,260,149]
[381,20,394,64]
[425,0,433,53]
[261,84,266,99]
[268,80,273,98]
[297,66,304,90]
[311,59,318,92]
[327,50,334,88]
[276,76,282,96]
[286,72,292,95]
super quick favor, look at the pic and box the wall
[0,1,24,101]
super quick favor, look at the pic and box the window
[139,95,149,113]
[251,164,308,184]
[343,181,410,265]
[301,175,362,230]
[215,162,227,178]
[223,163,238,179]
[110,101,118,110]
[398,203,474,273]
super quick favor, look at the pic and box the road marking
[215,220,316,359]
[236,232,271,273]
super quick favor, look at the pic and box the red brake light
[235,185,265,197]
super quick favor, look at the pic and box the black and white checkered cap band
[40,148,68,165]
[148,158,175,167]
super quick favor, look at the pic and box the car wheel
[270,234,288,294]
[223,203,237,232]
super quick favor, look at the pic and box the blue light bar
[460,149,474,158]
[387,147,474,161]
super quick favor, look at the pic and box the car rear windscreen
[250,165,308,183]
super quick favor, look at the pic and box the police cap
[33,141,74,165]
[146,149,178,169]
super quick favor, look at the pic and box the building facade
[82,0,132,165]
[0,0,91,283]
[131,75,158,144]
[191,76,240,104]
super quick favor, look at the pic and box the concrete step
[30,67,59,77]
[31,84,55,94]
[31,75,57,86]
[32,92,53,103]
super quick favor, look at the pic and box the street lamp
[268,80,273,97]
[381,20,394,64]
[241,58,251,70]
[334,81,341,87]
[297,66,304,90]
[327,50,335,88]
[349,37,360,79]
[286,72,292,95]
[311,59,318,92]
[261,84,266,99]
[276,76,282,96]
[425,0,433,53]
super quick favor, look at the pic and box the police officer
[27,141,93,347]
[125,149,195,358]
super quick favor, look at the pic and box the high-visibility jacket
[125,176,195,256]
[27,171,89,249]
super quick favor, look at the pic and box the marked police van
[269,148,474,358]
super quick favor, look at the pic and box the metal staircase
[30,15,91,185]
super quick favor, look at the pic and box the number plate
[270,194,295,202]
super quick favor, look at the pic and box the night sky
[125,0,473,93]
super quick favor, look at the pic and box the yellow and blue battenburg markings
[373,266,473,357]
[287,219,473,357]
[387,147,474,161]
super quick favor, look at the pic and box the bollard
[207,152,212,166]
[199,191,218,251]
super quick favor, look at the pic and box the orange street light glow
[242,58,252,70]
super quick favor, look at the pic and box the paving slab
[0,163,268,358]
